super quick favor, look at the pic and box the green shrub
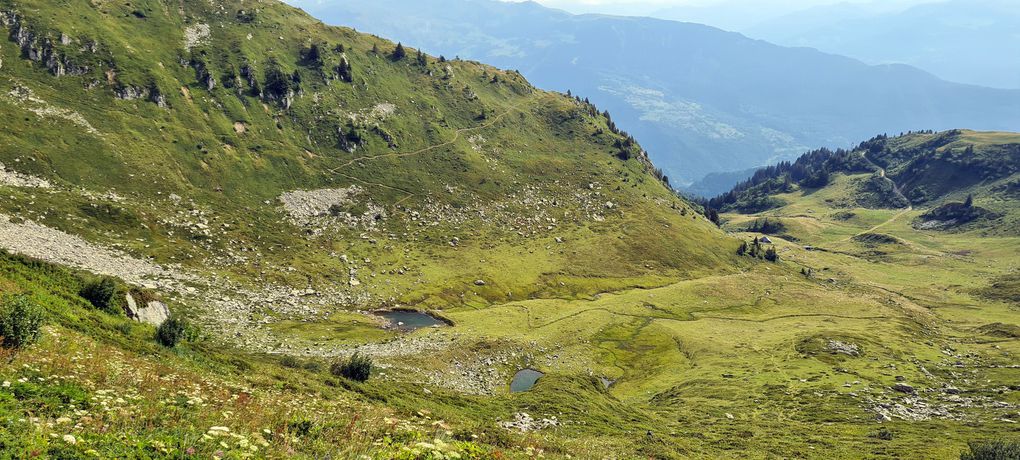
[156,317,187,348]
[0,295,45,349]
[280,355,302,368]
[115,321,135,336]
[960,439,1020,460]
[129,288,160,305]
[288,418,314,437]
[303,360,323,373]
[80,277,119,313]
[330,352,372,382]
[874,427,894,441]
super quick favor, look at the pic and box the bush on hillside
[0,295,45,349]
[331,352,372,382]
[280,355,324,372]
[156,317,188,348]
[281,355,302,368]
[80,276,119,313]
[960,439,1020,460]
[914,202,999,231]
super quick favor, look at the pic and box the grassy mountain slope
[1,1,1019,458]
[289,0,1020,188]
[706,131,1020,457]
[711,130,1020,233]
[0,0,743,457]
[0,0,734,336]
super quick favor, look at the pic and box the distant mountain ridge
[709,130,1020,234]
[290,0,1020,189]
[744,0,1020,89]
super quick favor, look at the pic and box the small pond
[377,310,447,331]
[510,369,544,393]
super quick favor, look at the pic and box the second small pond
[377,310,447,331]
[510,369,544,393]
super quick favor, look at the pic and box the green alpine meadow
[0,0,1017,458]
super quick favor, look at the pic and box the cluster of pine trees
[744,218,785,234]
[736,237,778,262]
[706,146,875,212]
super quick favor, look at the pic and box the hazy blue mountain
[647,0,928,32]
[289,0,1020,188]
[684,168,760,199]
[743,0,1020,89]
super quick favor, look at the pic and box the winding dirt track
[844,154,914,241]
[327,103,524,173]
[850,205,914,240]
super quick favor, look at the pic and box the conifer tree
[392,42,407,61]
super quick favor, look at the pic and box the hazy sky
[520,0,935,30]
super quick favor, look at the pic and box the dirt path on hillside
[850,205,914,240]
[327,102,524,174]
[844,153,914,241]
[324,102,526,208]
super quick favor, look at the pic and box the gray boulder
[124,294,170,326]
[891,383,916,394]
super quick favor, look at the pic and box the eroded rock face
[826,340,862,357]
[278,185,387,233]
[138,301,170,326]
[124,292,137,316]
[0,162,52,188]
[124,293,169,326]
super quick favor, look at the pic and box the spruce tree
[392,42,407,61]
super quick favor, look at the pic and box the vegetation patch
[0,294,44,349]
[914,200,1000,231]
[853,174,911,209]
[331,352,373,382]
[960,439,1020,460]
[975,323,1020,339]
[736,237,778,262]
[743,218,786,235]
[975,275,1020,304]
[830,210,857,221]
[991,179,1020,199]
[78,276,120,314]
[155,317,190,348]
[851,232,903,247]
[796,335,866,363]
